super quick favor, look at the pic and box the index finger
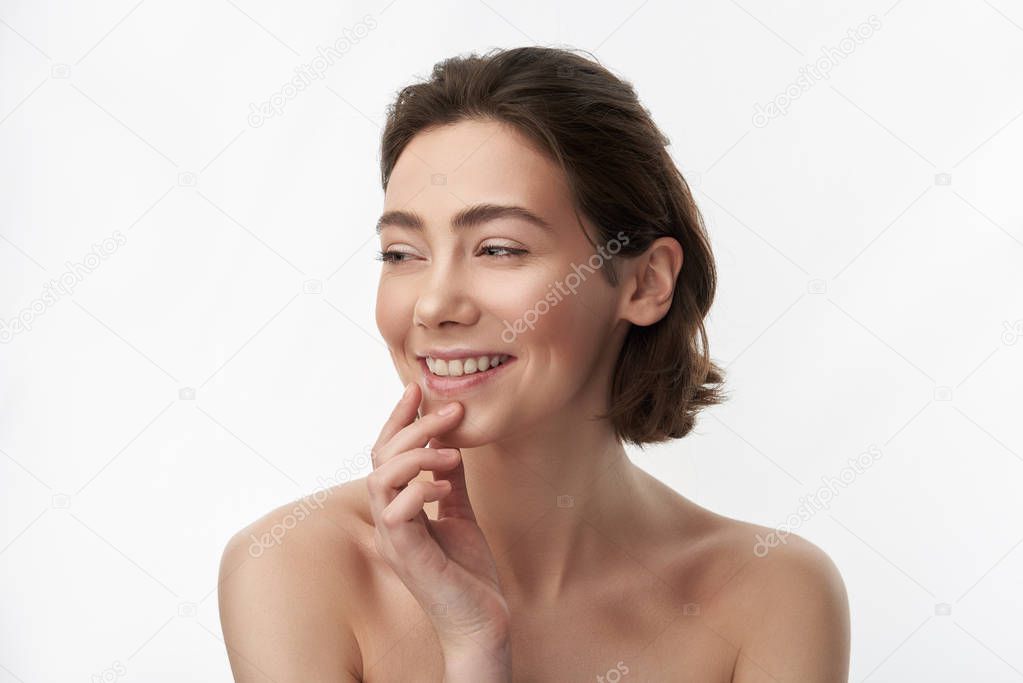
[371,382,422,469]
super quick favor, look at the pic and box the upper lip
[416,348,515,361]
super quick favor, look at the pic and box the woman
[218,46,850,682]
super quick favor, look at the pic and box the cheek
[476,273,562,346]
[531,273,618,384]
[493,267,610,354]
[374,279,411,344]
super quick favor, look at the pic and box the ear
[618,236,684,327]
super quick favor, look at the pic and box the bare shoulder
[217,479,375,682]
[698,514,851,683]
[617,469,848,681]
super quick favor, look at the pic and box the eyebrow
[375,203,553,235]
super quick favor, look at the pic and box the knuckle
[369,446,388,467]
[380,506,403,528]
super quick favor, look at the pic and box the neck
[454,412,646,604]
[420,322,657,602]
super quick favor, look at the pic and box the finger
[367,448,462,518]
[378,481,454,578]
[430,449,477,523]
[375,448,461,493]
[375,402,464,467]
[371,382,422,469]
[381,479,452,526]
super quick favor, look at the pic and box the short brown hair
[380,46,728,447]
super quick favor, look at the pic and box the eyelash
[374,245,527,264]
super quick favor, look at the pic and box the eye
[478,244,527,258]
[375,245,527,265]
[374,249,415,264]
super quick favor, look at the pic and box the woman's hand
[367,382,511,680]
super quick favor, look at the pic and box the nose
[412,257,480,329]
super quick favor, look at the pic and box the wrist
[441,639,511,683]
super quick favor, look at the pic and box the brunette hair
[379,46,728,447]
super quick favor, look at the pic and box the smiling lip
[418,355,516,397]
[416,348,513,361]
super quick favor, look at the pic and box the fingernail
[437,402,458,416]
[438,448,459,458]
[402,383,414,400]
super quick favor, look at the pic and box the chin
[429,409,506,449]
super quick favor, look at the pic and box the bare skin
[218,118,850,681]
[219,471,849,682]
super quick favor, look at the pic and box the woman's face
[375,119,627,447]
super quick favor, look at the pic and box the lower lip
[420,357,516,397]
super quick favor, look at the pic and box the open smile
[417,354,517,397]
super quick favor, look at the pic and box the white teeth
[426,354,509,377]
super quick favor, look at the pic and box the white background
[2,0,1022,681]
